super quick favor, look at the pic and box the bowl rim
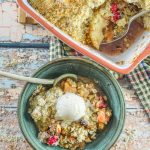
[18,57,126,150]
[17,0,150,74]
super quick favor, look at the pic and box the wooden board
[18,8,37,24]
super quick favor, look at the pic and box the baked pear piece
[89,12,108,49]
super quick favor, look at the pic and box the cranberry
[99,103,107,109]
[47,136,58,145]
[112,12,121,22]
[99,97,107,108]
[111,3,121,22]
[111,3,118,13]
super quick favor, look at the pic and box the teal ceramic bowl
[18,57,125,150]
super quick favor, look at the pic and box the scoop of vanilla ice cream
[56,93,86,121]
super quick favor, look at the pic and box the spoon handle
[0,70,54,85]
[129,10,150,23]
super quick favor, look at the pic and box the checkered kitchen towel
[127,61,150,118]
[49,36,150,118]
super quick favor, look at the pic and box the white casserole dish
[17,0,150,74]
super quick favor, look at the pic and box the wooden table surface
[0,1,150,150]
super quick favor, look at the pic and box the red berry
[99,103,107,109]
[113,11,121,22]
[111,3,121,22]
[99,97,107,108]
[47,136,58,145]
[111,3,118,13]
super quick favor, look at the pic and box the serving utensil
[102,10,150,44]
[0,70,77,86]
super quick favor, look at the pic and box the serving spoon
[0,70,77,86]
[101,10,150,45]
